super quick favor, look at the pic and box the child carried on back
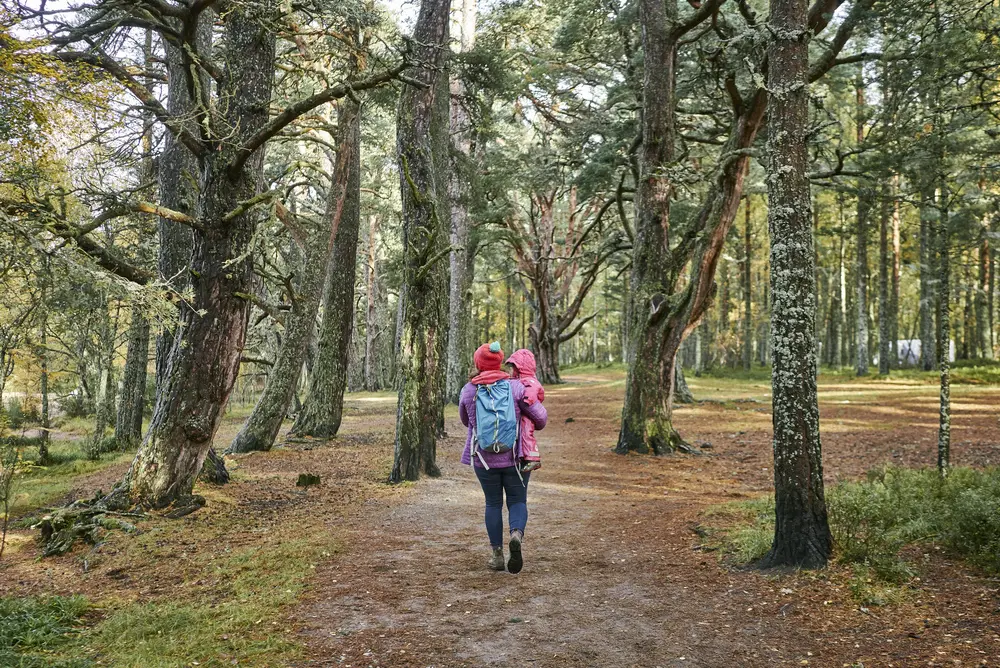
[506,349,544,473]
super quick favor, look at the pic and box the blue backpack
[472,379,519,468]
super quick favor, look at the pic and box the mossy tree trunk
[291,100,363,439]
[390,0,451,483]
[757,0,832,570]
[121,5,277,507]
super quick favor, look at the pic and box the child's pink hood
[506,349,537,379]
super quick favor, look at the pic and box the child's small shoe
[488,547,505,571]
[520,461,541,473]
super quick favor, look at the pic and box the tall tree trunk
[291,101,363,438]
[937,184,951,477]
[390,0,450,482]
[445,0,478,404]
[38,260,50,464]
[117,29,154,450]
[919,188,937,370]
[855,189,871,376]
[743,195,753,371]
[758,0,832,569]
[891,178,901,367]
[364,214,380,392]
[977,232,992,360]
[615,0,684,455]
[854,74,870,376]
[230,100,361,452]
[115,306,149,448]
[155,16,210,386]
[119,6,276,508]
[878,183,891,375]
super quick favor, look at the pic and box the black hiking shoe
[507,531,523,574]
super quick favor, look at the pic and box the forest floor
[3,367,1000,667]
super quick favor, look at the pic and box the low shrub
[712,466,1000,596]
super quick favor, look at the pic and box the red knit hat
[473,341,504,372]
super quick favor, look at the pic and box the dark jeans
[474,466,531,548]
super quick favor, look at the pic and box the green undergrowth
[9,440,130,518]
[707,466,1000,604]
[0,595,92,668]
[7,535,340,667]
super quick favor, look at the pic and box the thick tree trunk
[758,0,832,570]
[878,183,891,375]
[390,0,450,483]
[615,0,685,455]
[937,185,951,477]
[119,7,276,508]
[291,102,363,438]
[919,188,937,370]
[115,306,149,448]
[530,316,562,385]
[155,17,209,386]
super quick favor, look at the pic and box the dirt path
[293,375,1000,667]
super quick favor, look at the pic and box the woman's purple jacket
[459,379,548,469]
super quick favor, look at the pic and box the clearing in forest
[3,368,998,667]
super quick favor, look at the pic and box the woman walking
[460,342,548,573]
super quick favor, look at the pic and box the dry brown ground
[293,373,1000,668]
[3,372,999,667]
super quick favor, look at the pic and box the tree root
[35,493,139,557]
[198,448,230,485]
[35,488,207,556]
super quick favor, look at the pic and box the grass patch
[10,440,130,517]
[708,466,1000,603]
[63,534,341,667]
[0,595,92,668]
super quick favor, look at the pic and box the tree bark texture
[878,184,891,375]
[977,234,992,360]
[364,214,380,391]
[758,0,832,569]
[743,195,753,371]
[919,188,937,370]
[291,101,363,439]
[445,0,478,403]
[855,189,871,376]
[155,15,210,386]
[122,5,277,507]
[115,305,149,448]
[390,0,451,482]
[937,186,951,476]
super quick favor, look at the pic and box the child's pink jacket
[506,349,544,461]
